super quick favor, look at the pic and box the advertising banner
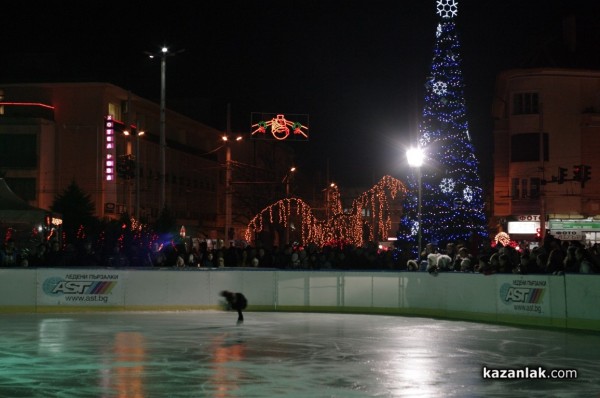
[496,275,550,317]
[37,269,125,306]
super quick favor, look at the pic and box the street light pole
[135,125,144,220]
[159,47,167,212]
[146,45,184,212]
[284,166,296,245]
[225,141,232,242]
[407,147,424,259]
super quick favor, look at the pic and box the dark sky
[3,0,600,187]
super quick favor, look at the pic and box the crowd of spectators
[1,234,599,274]
[418,237,600,275]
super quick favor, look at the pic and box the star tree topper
[436,0,458,19]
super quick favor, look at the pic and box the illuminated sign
[105,115,116,181]
[251,112,309,141]
[551,230,585,241]
[507,221,539,234]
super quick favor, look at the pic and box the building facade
[0,83,295,242]
[492,68,600,245]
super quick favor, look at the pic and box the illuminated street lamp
[284,166,296,197]
[146,45,184,212]
[123,126,144,219]
[407,147,424,258]
[223,134,243,242]
[283,166,297,245]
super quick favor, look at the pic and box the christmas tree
[397,0,488,256]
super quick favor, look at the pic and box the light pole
[146,45,184,212]
[407,147,424,259]
[284,166,296,197]
[123,126,144,219]
[135,127,144,219]
[223,134,243,243]
[283,166,296,245]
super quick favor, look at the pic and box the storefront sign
[548,220,600,230]
[508,221,539,234]
[517,215,541,221]
[551,230,585,240]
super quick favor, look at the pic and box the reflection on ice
[0,312,598,397]
[39,318,74,354]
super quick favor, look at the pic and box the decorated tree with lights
[397,0,488,256]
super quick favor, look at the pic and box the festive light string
[244,175,407,247]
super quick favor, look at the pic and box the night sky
[3,0,599,187]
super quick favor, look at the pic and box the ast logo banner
[37,270,125,306]
[497,275,550,316]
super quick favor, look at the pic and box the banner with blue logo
[37,270,125,306]
[497,275,550,316]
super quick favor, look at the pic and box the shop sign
[548,220,600,230]
[551,230,585,240]
[517,215,541,222]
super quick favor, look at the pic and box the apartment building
[492,68,600,244]
[0,83,294,241]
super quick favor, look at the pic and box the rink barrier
[0,268,598,332]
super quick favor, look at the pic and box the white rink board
[0,268,598,331]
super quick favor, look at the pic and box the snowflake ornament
[432,80,447,95]
[411,220,420,236]
[440,177,455,194]
[463,186,473,202]
[419,133,431,146]
[436,0,458,19]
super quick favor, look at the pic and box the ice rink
[0,311,598,397]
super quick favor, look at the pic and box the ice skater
[220,290,248,325]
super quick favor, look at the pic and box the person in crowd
[475,254,490,274]
[547,246,566,275]
[45,240,65,267]
[426,253,441,274]
[220,290,248,325]
[28,243,49,267]
[256,247,273,268]
[436,253,453,272]
[487,252,501,274]
[148,242,167,267]
[61,243,78,266]
[575,247,596,274]
[105,246,129,267]
[224,243,238,267]
[444,242,458,261]
[562,245,579,273]
[420,242,437,268]
[186,247,200,267]
[456,247,473,272]
[239,248,251,267]
[497,253,514,273]
[202,251,215,267]
[0,238,21,267]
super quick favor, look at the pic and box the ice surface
[0,311,598,397]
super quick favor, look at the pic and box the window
[530,178,540,198]
[0,134,37,168]
[512,178,540,199]
[108,102,122,121]
[511,133,548,162]
[513,92,539,115]
[511,178,520,199]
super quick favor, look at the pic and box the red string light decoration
[245,175,407,247]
